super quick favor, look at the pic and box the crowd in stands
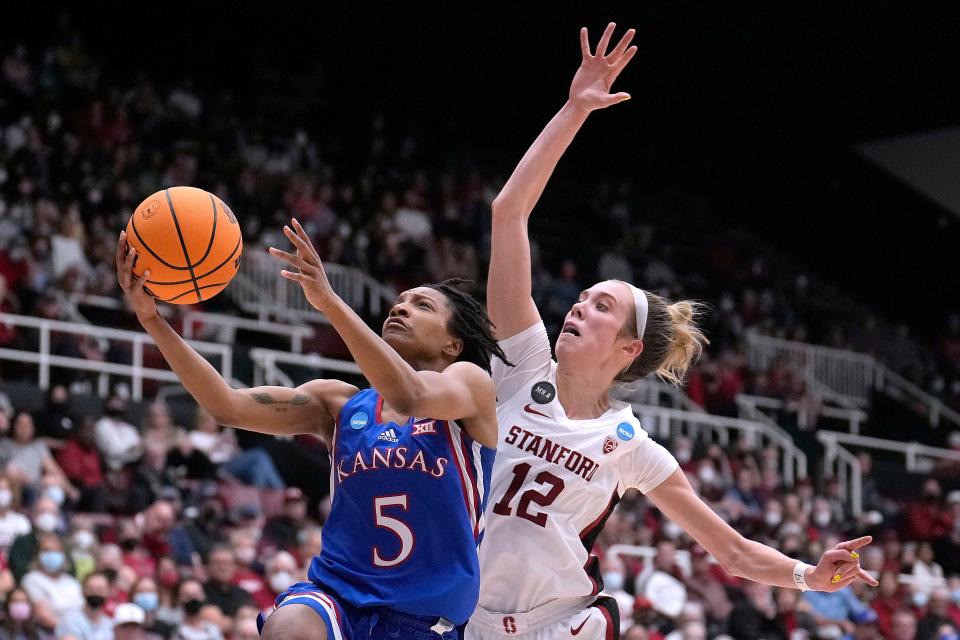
[1,28,960,640]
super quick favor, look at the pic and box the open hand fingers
[611,46,638,79]
[116,231,128,269]
[282,223,319,266]
[290,218,320,257]
[268,246,315,274]
[580,27,592,59]
[595,22,617,58]
[607,28,635,60]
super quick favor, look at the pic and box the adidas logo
[377,428,399,443]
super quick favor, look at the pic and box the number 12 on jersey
[491,463,565,528]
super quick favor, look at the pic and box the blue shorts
[258,582,459,640]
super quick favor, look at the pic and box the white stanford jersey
[478,321,678,615]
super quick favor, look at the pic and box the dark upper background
[5,1,960,335]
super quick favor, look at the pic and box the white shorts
[464,596,619,640]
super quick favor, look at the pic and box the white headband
[624,283,649,339]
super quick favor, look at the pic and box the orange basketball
[125,186,243,305]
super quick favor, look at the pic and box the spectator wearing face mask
[21,533,82,630]
[264,551,297,598]
[228,532,271,612]
[172,580,222,640]
[0,475,29,550]
[872,570,908,638]
[35,386,75,445]
[682,545,732,630]
[152,558,182,633]
[910,541,945,597]
[1,412,78,506]
[55,572,112,640]
[9,497,62,582]
[903,480,952,542]
[0,588,41,640]
[68,527,98,583]
[129,576,170,640]
[202,546,252,617]
[230,616,259,640]
[118,519,155,579]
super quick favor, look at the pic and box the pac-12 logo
[350,412,369,430]
[616,422,635,441]
[603,435,619,454]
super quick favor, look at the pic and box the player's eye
[418,301,432,310]
[596,302,608,312]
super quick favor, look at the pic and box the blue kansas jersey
[309,388,495,625]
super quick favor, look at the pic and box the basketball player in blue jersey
[116,220,506,640]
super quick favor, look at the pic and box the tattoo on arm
[250,392,311,412]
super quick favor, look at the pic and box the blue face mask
[911,591,929,608]
[39,550,65,573]
[134,592,159,612]
[952,589,960,604]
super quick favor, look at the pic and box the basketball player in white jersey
[465,23,880,640]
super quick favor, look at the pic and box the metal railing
[745,332,960,429]
[250,348,362,388]
[615,379,705,412]
[232,251,395,323]
[628,404,807,487]
[182,311,313,354]
[737,394,868,434]
[0,313,233,400]
[816,430,960,516]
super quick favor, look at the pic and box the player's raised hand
[269,219,338,313]
[569,22,638,113]
[116,231,158,321]
[808,536,879,592]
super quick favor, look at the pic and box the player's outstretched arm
[117,232,353,441]
[271,220,498,447]
[488,22,637,340]
[646,469,880,591]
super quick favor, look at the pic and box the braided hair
[424,278,512,374]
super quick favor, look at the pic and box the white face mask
[675,449,692,464]
[813,511,831,528]
[73,530,96,550]
[662,521,682,540]
[0,489,12,508]
[765,511,783,528]
[269,572,293,594]
[603,571,625,592]
[44,485,65,507]
[235,547,256,566]
[34,512,60,533]
[698,465,717,485]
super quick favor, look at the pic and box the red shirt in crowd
[56,439,104,487]
[233,569,274,611]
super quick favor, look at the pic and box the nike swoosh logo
[523,404,550,418]
[570,617,588,635]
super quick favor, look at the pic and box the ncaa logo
[616,422,635,441]
[349,412,369,430]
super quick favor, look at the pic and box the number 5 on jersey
[372,495,414,567]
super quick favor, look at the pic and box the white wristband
[793,562,813,592]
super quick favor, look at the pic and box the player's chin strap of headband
[624,283,649,339]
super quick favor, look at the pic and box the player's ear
[442,336,464,360]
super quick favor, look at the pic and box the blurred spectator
[113,603,147,640]
[202,546,252,617]
[264,552,297,597]
[94,393,143,471]
[9,498,63,581]
[187,410,283,490]
[55,418,107,512]
[171,580,222,640]
[229,617,258,640]
[21,532,83,630]
[261,489,307,554]
[2,412,78,504]
[54,572,112,640]
[117,519,155,580]
[803,586,877,639]
[917,588,953,640]
[0,475,30,550]
[227,531,271,612]
[872,570,908,638]
[296,527,322,575]
[35,386,75,444]
[681,545,732,630]
[727,582,787,640]
[0,587,44,640]
[152,558,182,633]
[910,541,945,596]
[891,608,918,640]
[903,480,951,542]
